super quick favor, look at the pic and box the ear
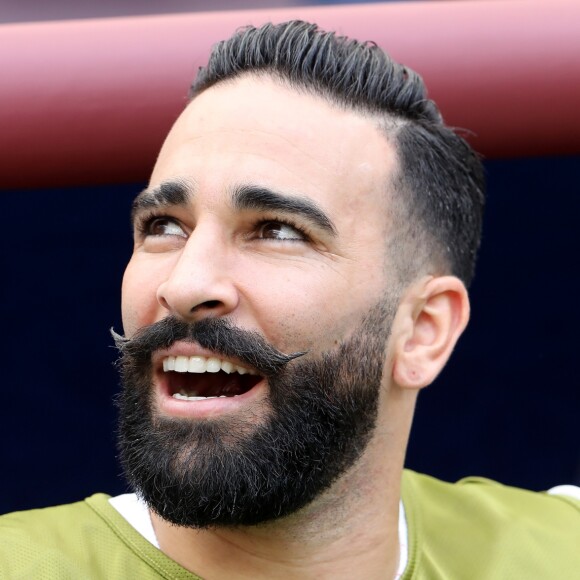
[392,276,470,390]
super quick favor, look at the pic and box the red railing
[1,0,578,188]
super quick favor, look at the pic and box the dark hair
[190,21,485,286]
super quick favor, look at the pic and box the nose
[156,223,239,321]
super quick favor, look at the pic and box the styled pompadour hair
[190,21,485,286]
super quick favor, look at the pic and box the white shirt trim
[547,484,580,501]
[395,500,408,579]
[109,493,159,548]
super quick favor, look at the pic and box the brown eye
[147,218,186,237]
[258,221,305,241]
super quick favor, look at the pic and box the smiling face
[119,75,404,526]
[123,74,398,373]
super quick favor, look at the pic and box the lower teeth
[172,393,232,401]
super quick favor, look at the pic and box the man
[1,20,578,579]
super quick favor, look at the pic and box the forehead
[150,75,397,229]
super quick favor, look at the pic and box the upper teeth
[162,355,257,375]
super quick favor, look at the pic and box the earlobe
[392,276,470,390]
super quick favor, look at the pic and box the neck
[151,437,404,579]
[150,386,416,579]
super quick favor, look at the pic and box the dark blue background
[2,155,579,514]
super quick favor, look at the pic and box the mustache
[111,316,306,376]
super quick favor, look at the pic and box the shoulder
[0,494,198,579]
[0,494,106,547]
[0,494,110,577]
[403,469,580,518]
[402,470,580,579]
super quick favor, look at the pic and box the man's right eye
[142,217,187,238]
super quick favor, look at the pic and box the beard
[114,301,394,528]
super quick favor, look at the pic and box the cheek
[261,302,374,357]
[121,256,165,337]
[240,269,371,355]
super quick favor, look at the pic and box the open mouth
[162,355,263,401]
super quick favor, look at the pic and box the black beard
[114,304,393,528]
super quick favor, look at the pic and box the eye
[142,216,187,238]
[257,221,306,241]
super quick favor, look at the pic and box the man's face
[123,76,397,355]
[119,75,401,526]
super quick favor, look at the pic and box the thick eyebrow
[131,180,193,223]
[231,184,337,236]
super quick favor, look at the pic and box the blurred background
[1,0,386,22]
[1,0,579,514]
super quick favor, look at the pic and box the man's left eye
[257,221,306,241]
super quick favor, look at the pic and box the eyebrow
[231,184,337,236]
[131,180,193,222]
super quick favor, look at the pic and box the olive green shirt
[1,470,578,579]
